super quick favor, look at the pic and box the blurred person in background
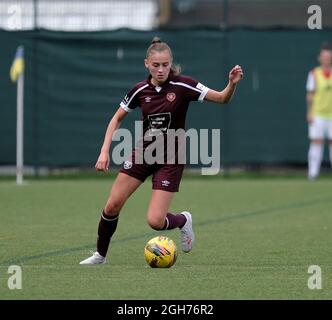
[156,0,198,27]
[157,0,172,26]
[306,42,332,180]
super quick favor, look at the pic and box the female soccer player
[307,42,332,180]
[80,37,244,264]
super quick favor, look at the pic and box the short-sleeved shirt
[306,67,332,119]
[119,72,209,191]
[120,74,209,133]
[120,72,209,163]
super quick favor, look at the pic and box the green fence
[1,28,332,168]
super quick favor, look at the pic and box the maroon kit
[119,72,209,192]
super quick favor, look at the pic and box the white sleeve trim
[169,81,202,93]
[169,80,210,102]
[306,72,315,92]
[120,83,149,112]
[120,102,133,113]
[197,83,210,102]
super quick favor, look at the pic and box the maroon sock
[162,212,187,230]
[96,211,119,257]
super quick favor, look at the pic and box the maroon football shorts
[119,150,184,192]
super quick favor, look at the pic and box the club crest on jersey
[166,92,176,102]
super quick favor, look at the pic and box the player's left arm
[205,65,244,104]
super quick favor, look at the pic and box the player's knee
[104,199,123,215]
[147,217,164,230]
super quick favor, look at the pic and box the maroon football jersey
[120,72,209,164]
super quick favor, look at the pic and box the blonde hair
[146,36,181,76]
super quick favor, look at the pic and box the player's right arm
[95,107,128,172]
[306,92,314,123]
[306,70,315,124]
[96,83,143,172]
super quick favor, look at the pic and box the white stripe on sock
[165,217,169,230]
[101,214,119,222]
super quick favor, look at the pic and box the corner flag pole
[16,68,24,185]
[10,46,25,185]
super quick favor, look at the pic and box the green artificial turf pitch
[0,175,331,299]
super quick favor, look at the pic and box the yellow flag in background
[10,46,25,82]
